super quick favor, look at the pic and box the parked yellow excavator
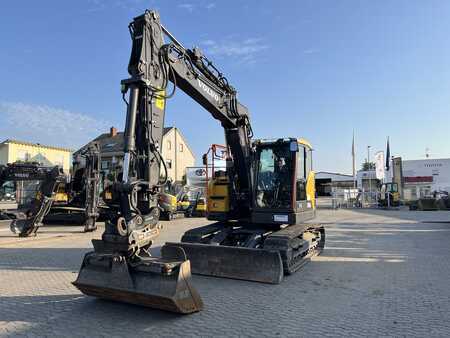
[73,10,324,314]
[1,143,100,236]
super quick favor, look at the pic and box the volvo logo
[197,79,219,102]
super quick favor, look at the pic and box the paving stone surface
[1,208,450,337]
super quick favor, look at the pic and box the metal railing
[331,188,379,209]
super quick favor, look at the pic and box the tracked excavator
[0,162,65,236]
[73,9,324,314]
[43,142,101,232]
[1,143,101,236]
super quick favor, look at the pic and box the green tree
[361,161,376,171]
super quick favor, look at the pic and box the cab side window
[305,148,312,176]
[296,145,307,201]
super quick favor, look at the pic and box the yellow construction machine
[73,9,324,314]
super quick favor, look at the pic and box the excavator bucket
[73,244,203,314]
[10,218,38,237]
[165,242,284,284]
[10,197,54,237]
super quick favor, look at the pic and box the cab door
[295,145,315,212]
[295,145,307,211]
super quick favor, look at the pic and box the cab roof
[298,138,312,149]
[254,138,313,150]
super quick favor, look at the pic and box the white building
[75,126,195,184]
[356,170,379,191]
[315,172,355,196]
[402,158,450,200]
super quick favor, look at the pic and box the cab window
[255,146,293,209]
[305,148,312,176]
[296,145,306,201]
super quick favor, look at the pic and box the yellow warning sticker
[155,90,165,110]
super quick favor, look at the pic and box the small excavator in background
[1,143,101,236]
[158,182,206,220]
[158,188,191,220]
[43,142,101,231]
[73,9,324,314]
[1,162,65,237]
[378,182,400,207]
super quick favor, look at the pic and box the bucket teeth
[73,245,203,314]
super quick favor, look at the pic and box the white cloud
[178,3,195,12]
[303,48,319,54]
[202,39,216,46]
[87,0,153,13]
[200,37,269,64]
[178,2,216,12]
[0,102,111,149]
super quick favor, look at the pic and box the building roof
[403,158,450,164]
[0,139,72,152]
[91,131,125,154]
[316,171,353,177]
[75,127,177,156]
[316,171,354,181]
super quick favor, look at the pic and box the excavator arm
[73,11,208,314]
[64,142,101,231]
[117,10,254,240]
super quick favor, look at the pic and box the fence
[331,188,379,209]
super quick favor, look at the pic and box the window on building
[167,141,171,150]
[104,143,116,149]
[101,161,109,169]
[16,149,30,162]
[179,144,183,152]
[166,159,172,169]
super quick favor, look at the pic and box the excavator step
[73,245,203,314]
[167,222,325,284]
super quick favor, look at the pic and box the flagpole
[352,131,356,189]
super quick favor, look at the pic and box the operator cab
[379,182,400,207]
[252,138,315,225]
[381,182,398,194]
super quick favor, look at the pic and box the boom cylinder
[123,85,139,183]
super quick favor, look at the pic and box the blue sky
[1,0,449,173]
